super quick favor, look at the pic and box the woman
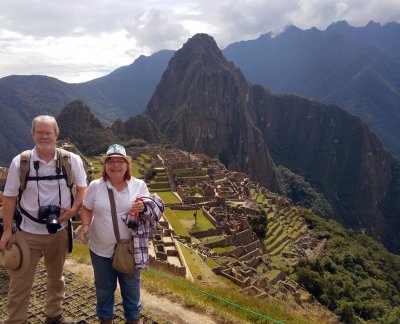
[80,144,149,324]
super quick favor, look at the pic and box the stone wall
[149,256,186,276]
[239,248,262,262]
[243,240,264,253]
[269,270,286,285]
[220,246,245,258]
[231,228,258,246]
[183,196,213,204]
[148,182,171,189]
[209,173,225,181]
[204,237,229,248]
[200,208,217,226]
[191,228,220,238]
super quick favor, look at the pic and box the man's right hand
[0,231,13,251]
[1,195,18,251]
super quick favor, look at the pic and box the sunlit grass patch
[157,191,181,204]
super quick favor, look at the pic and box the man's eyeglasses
[34,131,55,137]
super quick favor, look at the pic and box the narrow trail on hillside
[64,259,218,324]
[0,259,218,323]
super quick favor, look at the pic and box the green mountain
[56,100,117,155]
[145,33,400,254]
[296,211,400,323]
[56,100,163,156]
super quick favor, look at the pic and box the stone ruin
[123,146,323,311]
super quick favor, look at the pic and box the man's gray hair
[31,115,59,133]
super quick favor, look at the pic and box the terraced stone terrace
[122,145,329,318]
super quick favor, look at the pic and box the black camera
[38,205,61,234]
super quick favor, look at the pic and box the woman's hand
[131,199,145,213]
[79,206,93,244]
[80,224,90,244]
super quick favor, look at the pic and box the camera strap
[18,161,50,224]
[32,159,62,209]
[56,156,62,207]
[19,206,47,224]
[18,157,64,224]
[34,161,40,208]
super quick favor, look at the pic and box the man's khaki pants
[6,228,68,324]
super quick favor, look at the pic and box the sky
[0,0,399,83]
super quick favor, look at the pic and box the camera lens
[46,215,60,234]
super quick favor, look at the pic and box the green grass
[68,241,91,264]
[136,154,152,168]
[172,209,215,232]
[150,188,172,193]
[131,160,143,178]
[140,153,151,160]
[199,235,226,245]
[156,191,181,204]
[269,241,288,256]
[68,241,309,323]
[142,267,309,324]
[265,268,283,281]
[212,245,237,254]
[179,175,209,180]
[163,207,190,238]
[173,168,207,176]
[85,157,102,179]
[205,257,219,268]
[256,194,265,203]
[179,242,202,279]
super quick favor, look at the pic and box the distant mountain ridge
[0,50,173,165]
[223,20,400,155]
[1,21,400,165]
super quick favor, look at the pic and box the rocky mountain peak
[182,33,220,53]
[56,100,116,155]
[57,100,104,134]
[146,34,279,190]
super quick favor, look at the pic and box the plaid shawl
[122,193,164,268]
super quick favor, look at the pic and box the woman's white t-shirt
[83,177,149,258]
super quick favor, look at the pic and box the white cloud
[0,0,399,82]
[0,30,136,83]
[122,8,192,52]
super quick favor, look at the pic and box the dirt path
[64,259,217,324]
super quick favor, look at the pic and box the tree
[248,210,267,240]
